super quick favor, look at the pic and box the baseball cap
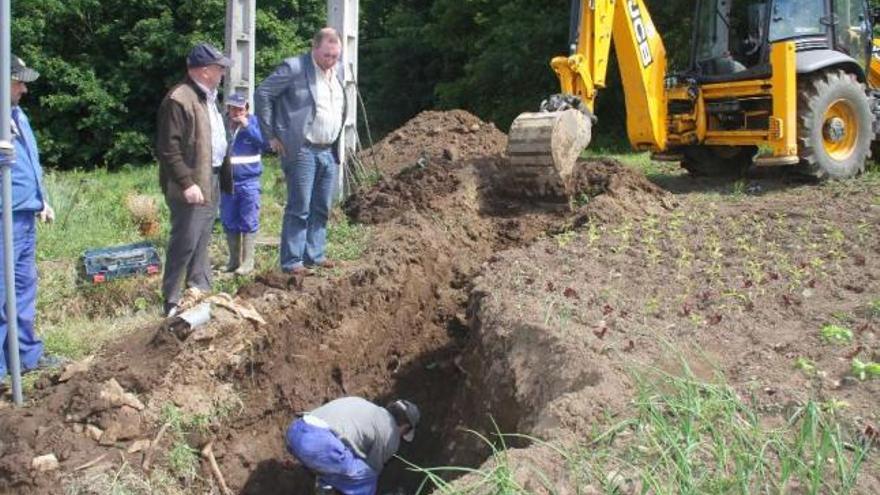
[226,93,248,108]
[187,43,232,68]
[389,399,420,442]
[11,55,39,83]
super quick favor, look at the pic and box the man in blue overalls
[1,55,61,389]
[220,93,265,275]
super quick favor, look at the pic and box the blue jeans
[1,212,43,376]
[286,419,379,495]
[280,145,337,270]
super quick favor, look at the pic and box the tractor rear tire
[797,69,871,179]
[680,145,757,177]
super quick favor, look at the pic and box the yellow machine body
[550,0,800,163]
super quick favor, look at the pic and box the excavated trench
[232,156,573,494]
[227,154,672,494]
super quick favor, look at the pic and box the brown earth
[1,110,878,494]
[356,109,507,178]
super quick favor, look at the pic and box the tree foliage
[360,0,695,138]
[12,0,322,169]
[11,0,880,167]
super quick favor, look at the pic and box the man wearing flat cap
[1,55,61,388]
[155,42,233,316]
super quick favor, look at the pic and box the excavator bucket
[503,109,593,200]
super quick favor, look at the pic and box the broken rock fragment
[31,454,59,472]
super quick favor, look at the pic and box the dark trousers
[162,174,219,305]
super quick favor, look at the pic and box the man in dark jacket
[255,28,346,275]
[286,397,420,495]
[155,43,232,316]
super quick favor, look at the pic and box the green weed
[794,357,816,375]
[867,299,880,318]
[820,324,854,345]
[167,441,199,480]
[327,214,370,261]
[851,359,880,381]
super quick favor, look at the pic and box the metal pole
[328,0,359,198]
[0,0,24,405]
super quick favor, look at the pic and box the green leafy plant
[820,324,853,345]
[851,359,880,381]
[794,357,816,375]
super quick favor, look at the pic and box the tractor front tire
[797,69,871,179]
[680,145,757,177]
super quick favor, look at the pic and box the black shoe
[164,302,180,317]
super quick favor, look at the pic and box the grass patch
[35,159,367,362]
[157,400,241,483]
[867,298,880,319]
[63,462,185,495]
[167,441,200,481]
[42,312,159,360]
[327,213,371,261]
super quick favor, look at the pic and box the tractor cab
[690,0,872,82]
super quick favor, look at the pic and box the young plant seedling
[819,324,853,345]
[851,359,880,381]
[794,357,816,375]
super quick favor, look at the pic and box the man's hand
[269,138,287,157]
[183,184,205,204]
[233,115,249,128]
[39,203,55,223]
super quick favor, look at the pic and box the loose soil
[356,110,507,178]
[1,110,878,494]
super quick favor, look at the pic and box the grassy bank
[35,159,368,363]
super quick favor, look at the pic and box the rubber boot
[225,232,241,272]
[235,232,257,275]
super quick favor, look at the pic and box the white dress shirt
[304,57,344,146]
[196,80,228,168]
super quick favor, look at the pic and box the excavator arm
[504,0,668,199]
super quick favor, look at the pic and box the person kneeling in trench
[285,396,420,495]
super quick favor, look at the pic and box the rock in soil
[31,455,59,472]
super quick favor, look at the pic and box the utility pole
[224,0,257,104]
[328,0,359,196]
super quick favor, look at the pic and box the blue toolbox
[81,241,161,284]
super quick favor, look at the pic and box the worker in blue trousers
[285,397,420,495]
[220,93,266,275]
[1,55,62,390]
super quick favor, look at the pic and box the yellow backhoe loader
[506,0,880,199]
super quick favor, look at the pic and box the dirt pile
[357,110,507,177]
[570,157,677,223]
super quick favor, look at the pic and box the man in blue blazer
[255,28,347,275]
